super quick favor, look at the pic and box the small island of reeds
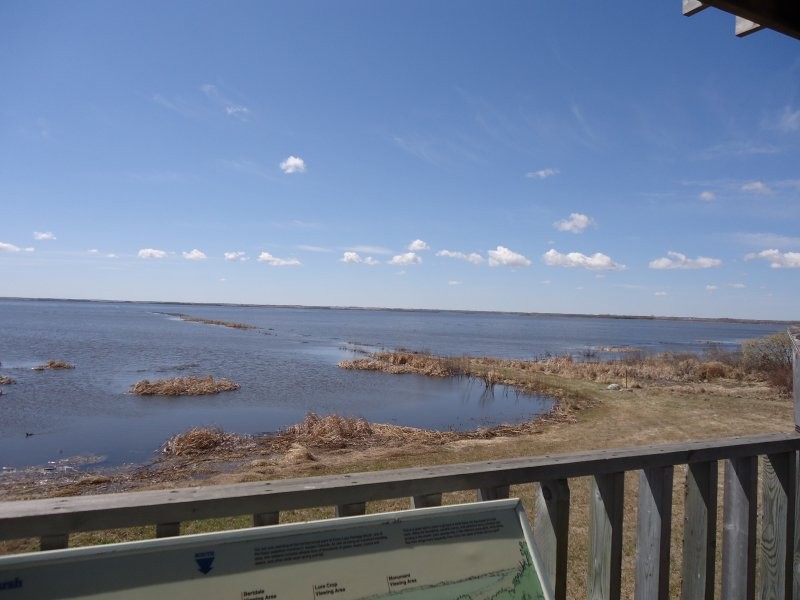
[130,375,240,396]
[0,376,15,385]
[32,360,75,371]
[163,313,255,329]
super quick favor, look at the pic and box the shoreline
[0,296,793,326]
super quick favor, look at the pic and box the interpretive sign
[0,499,552,600]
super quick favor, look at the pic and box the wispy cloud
[488,246,531,268]
[778,106,800,132]
[436,250,484,265]
[341,252,379,265]
[0,242,34,253]
[745,249,800,268]
[389,252,421,266]
[297,245,332,253]
[706,285,719,291]
[408,239,430,251]
[448,280,463,286]
[655,291,668,296]
[257,252,301,266]
[729,283,746,288]
[224,251,249,262]
[138,248,167,259]
[699,140,780,160]
[736,232,800,249]
[280,155,307,174]
[348,245,393,255]
[649,251,721,270]
[526,168,559,180]
[699,191,716,201]
[741,181,772,194]
[543,249,625,271]
[553,213,593,234]
[33,231,56,241]
[201,84,251,121]
[182,249,207,261]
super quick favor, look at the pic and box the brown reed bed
[32,360,75,371]
[0,376,14,385]
[164,313,255,329]
[130,375,240,396]
[161,427,244,457]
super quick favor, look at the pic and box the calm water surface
[0,300,787,468]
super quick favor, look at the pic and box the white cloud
[447,280,462,286]
[543,249,625,271]
[648,251,721,270]
[257,252,301,266]
[729,283,746,288]
[138,248,167,259]
[436,250,484,264]
[408,239,430,251]
[225,105,250,118]
[182,249,207,261]
[107,253,118,259]
[554,213,593,234]
[745,249,800,268]
[34,231,56,241]
[741,181,771,194]
[488,246,531,268]
[389,252,421,266]
[224,251,249,262]
[654,291,668,296]
[526,168,559,179]
[280,155,306,174]
[700,141,780,159]
[341,252,379,265]
[297,245,331,253]
[201,84,250,120]
[0,242,34,253]
[88,249,99,254]
[706,285,719,291]
[699,191,716,202]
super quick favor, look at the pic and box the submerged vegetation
[130,375,240,396]
[163,312,255,329]
[32,360,74,371]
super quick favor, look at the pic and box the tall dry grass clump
[32,360,74,371]
[339,351,468,377]
[283,412,375,449]
[0,376,14,385]
[741,331,794,394]
[130,376,240,396]
[161,427,238,456]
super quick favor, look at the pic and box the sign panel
[0,499,552,600]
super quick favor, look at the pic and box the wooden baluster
[721,456,757,600]
[635,466,674,600]
[680,461,718,600]
[335,502,366,517]
[39,533,68,551]
[535,479,570,600]
[410,493,442,509]
[587,472,624,600]
[252,511,280,527]
[759,452,796,600]
[476,485,510,501]
[156,522,180,538]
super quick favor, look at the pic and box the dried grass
[161,427,240,457]
[32,360,74,371]
[165,313,255,329]
[130,376,240,396]
[0,376,14,385]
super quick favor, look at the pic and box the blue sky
[2,1,799,320]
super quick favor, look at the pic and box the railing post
[252,511,280,527]
[635,466,673,600]
[476,485,510,501]
[335,502,366,517]
[791,326,799,433]
[410,493,442,509]
[535,479,570,600]
[587,472,624,600]
[156,522,180,538]
[680,461,718,600]
[759,452,797,600]
[39,533,69,551]
[721,456,757,600]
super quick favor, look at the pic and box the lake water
[0,299,788,468]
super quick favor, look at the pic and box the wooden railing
[2,433,800,600]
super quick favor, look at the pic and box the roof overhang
[683,0,800,40]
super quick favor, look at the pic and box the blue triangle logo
[195,551,215,575]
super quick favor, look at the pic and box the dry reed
[32,360,74,371]
[165,313,255,329]
[161,427,240,456]
[0,376,14,385]
[130,376,240,396]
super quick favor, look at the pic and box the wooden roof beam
[683,0,800,41]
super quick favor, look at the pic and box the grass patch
[164,313,255,329]
[32,360,74,371]
[130,376,240,396]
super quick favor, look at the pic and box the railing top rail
[1,432,799,541]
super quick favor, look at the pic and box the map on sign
[0,499,553,600]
